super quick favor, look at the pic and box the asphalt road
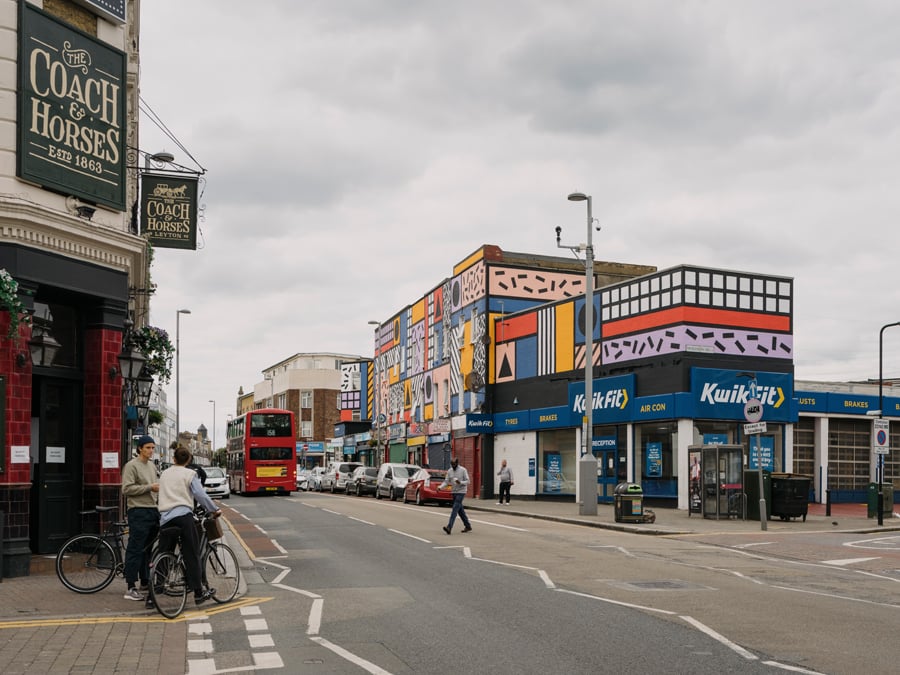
[196,492,900,674]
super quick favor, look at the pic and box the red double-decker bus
[226,408,296,495]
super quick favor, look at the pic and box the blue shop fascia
[473,367,899,508]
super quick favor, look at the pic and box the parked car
[403,468,452,505]
[308,466,327,492]
[203,466,230,500]
[296,467,310,491]
[321,461,364,493]
[375,463,421,501]
[348,466,379,497]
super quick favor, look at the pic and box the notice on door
[46,446,66,463]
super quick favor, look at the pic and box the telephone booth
[692,444,745,520]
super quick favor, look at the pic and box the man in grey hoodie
[497,459,514,505]
[440,457,472,535]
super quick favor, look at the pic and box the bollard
[825,489,831,517]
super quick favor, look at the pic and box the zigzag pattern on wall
[602,326,794,364]
[450,323,463,396]
[472,312,487,385]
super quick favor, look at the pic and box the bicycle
[56,505,131,593]
[149,508,240,619]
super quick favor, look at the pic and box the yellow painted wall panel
[555,302,574,372]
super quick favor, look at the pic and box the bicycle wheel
[205,542,240,603]
[56,535,117,593]
[150,552,187,619]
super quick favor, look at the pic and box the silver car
[321,462,363,493]
[375,463,421,501]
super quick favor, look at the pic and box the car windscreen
[205,468,225,478]
[393,466,417,479]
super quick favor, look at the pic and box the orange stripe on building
[604,307,790,337]
[496,313,537,342]
[555,303,574,372]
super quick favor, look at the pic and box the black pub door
[31,377,83,554]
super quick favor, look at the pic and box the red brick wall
[1,313,33,485]
[83,327,124,485]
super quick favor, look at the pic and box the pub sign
[140,173,198,250]
[17,3,126,209]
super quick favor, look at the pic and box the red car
[403,468,452,506]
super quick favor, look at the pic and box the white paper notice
[46,446,66,463]
[102,452,119,469]
[11,446,29,464]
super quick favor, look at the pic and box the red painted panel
[604,306,790,338]
[496,312,537,343]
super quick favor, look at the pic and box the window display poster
[689,449,702,513]
[749,436,774,471]
[703,434,728,445]
[545,453,562,492]
[645,442,663,477]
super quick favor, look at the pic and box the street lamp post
[563,192,598,516]
[876,322,900,526]
[176,308,191,445]
[208,399,216,460]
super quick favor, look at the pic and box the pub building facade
[0,1,147,577]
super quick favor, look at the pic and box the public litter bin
[867,483,895,519]
[743,470,771,521]
[770,473,811,522]
[614,483,643,523]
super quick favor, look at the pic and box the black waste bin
[770,473,811,522]
[743,470,771,521]
[614,483,643,523]
[867,483,894,519]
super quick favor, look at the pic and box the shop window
[634,422,678,498]
[537,429,576,495]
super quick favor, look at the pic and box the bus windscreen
[249,413,293,438]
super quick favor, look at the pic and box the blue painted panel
[516,335,538,379]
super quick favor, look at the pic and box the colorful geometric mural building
[493,264,793,382]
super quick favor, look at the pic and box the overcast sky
[137,1,900,446]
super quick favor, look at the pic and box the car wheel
[390,488,398,501]
[416,490,423,506]
[375,488,382,500]
[331,483,336,493]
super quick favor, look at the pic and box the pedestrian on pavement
[497,459,514,505]
[121,435,160,602]
[439,457,472,535]
[157,445,222,605]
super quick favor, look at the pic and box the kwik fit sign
[17,3,126,209]
[568,374,635,424]
[691,368,792,422]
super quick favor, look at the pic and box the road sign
[743,398,763,423]
[874,418,890,455]
[743,421,767,435]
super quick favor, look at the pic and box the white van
[375,463,421,501]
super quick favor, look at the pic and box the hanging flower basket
[0,268,29,339]
[131,325,174,384]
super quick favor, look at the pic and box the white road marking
[189,622,212,634]
[588,544,636,557]
[253,524,267,534]
[307,598,324,635]
[387,528,431,543]
[680,615,757,660]
[271,539,287,554]
[244,618,268,632]
[240,606,262,615]
[539,570,555,589]
[555,587,677,615]
[821,556,880,566]
[732,542,775,549]
[271,582,321,598]
[252,652,284,669]
[321,508,341,515]
[310,636,394,675]
[349,516,375,525]
[187,639,214,653]
[186,658,216,674]
[845,535,900,550]
[248,634,275,648]
[272,568,290,584]
[762,660,827,674]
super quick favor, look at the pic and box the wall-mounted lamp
[29,331,61,368]
[75,205,96,220]
[109,365,119,380]
[513,396,519,405]
[15,352,27,368]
